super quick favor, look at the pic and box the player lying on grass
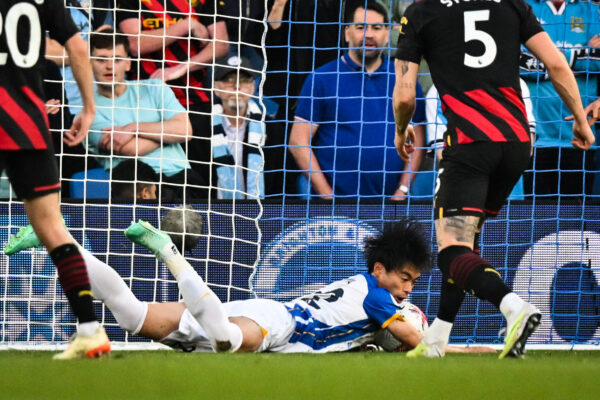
[5,220,492,354]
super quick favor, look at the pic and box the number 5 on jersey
[464,10,497,69]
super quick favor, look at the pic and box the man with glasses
[289,0,425,200]
[210,56,265,199]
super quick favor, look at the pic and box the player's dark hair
[89,27,130,55]
[345,0,389,25]
[111,159,158,201]
[363,220,432,273]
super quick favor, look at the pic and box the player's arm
[394,124,425,200]
[385,318,422,350]
[393,59,419,162]
[288,118,333,197]
[445,345,497,354]
[63,33,96,146]
[525,31,595,150]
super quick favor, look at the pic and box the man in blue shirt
[289,0,425,200]
[520,0,600,196]
[87,29,207,200]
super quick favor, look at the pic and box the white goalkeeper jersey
[279,273,406,353]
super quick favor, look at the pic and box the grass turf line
[1,351,599,399]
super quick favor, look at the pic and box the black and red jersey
[0,0,78,151]
[395,0,543,146]
[117,0,225,109]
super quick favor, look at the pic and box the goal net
[1,0,599,350]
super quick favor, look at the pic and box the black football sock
[50,244,97,324]
[437,246,470,322]
[445,249,511,309]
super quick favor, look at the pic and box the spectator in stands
[265,0,344,122]
[221,0,265,69]
[46,0,114,116]
[520,0,600,196]
[116,0,229,183]
[44,59,103,197]
[45,1,113,197]
[87,29,207,200]
[211,56,265,199]
[288,0,425,199]
[111,159,159,201]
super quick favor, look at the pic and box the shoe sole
[505,313,541,358]
[499,312,541,359]
[85,342,111,358]
[54,342,111,360]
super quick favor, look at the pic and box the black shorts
[0,148,60,200]
[434,141,531,220]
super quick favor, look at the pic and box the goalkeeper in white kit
[5,220,491,354]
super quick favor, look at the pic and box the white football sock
[77,321,100,336]
[500,292,525,322]
[79,247,147,334]
[160,242,192,278]
[176,268,242,352]
[423,318,453,355]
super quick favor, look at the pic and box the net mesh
[0,0,599,349]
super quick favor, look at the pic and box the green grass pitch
[1,350,599,399]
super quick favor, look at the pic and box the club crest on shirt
[570,16,585,33]
[398,16,408,35]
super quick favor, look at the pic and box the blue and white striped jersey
[281,273,405,353]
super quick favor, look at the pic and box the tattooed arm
[393,59,420,161]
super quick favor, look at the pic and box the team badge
[398,16,408,35]
[570,16,585,33]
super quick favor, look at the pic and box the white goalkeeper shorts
[160,298,296,353]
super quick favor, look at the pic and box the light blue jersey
[62,1,109,114]
[520,0,600,147]
[89,79,190,177]
[281,273,405,352]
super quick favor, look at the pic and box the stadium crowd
[0,0,598,201]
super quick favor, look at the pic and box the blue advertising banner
[1,202,598,346]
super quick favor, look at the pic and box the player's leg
[4,219,258,351]
[77,247,148,335]
[408,146,491,358]
[486,143,541,358]
[84,251,263,351]
[408,215,482,358]
[125,220,243,352]
[4,149,109,359]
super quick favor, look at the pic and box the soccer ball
[161,205,203,253]
[373,301,428,352]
